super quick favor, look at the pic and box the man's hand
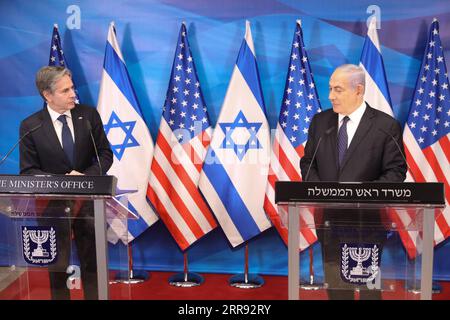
[66,170,84,176]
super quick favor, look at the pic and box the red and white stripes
[147,119,216,250]
[264,125,318,251]
[389,127,450,258]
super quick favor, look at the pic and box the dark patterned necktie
[58,114,74,166]
[337,116,350,168]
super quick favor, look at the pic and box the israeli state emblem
[341,243,379,284]
[22,226,57,266]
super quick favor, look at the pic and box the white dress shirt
[338,102,366,148]
[47,106,75,148]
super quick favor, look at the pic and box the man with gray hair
[19,66,113,299]
[300,64,407,299]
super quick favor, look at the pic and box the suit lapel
[340,105,375,172]
[71,106,84,169]
[41,108,72,167]
[327,113,339,174]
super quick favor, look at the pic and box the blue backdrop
[0,0,449,280]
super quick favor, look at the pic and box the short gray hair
[35,66,72,100]
[335,64,365,91]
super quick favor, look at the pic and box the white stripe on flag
[404,127,438,181]
[199,173,245,245]
[160,120,202,183]
[274,124,302,174]
[149,164,198,244]
[431,142,450,185]
[361,64,393,116]
[190,136,207,167]
[269,147,290,182]
[151,139,213,235]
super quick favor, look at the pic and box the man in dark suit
[19,66,113,299]
[300,64,407,300]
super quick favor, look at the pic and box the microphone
[378,127,416,182]
[0,123,42,168]
[85,119,103,176]
[304,126,335,182]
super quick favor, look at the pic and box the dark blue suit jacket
[19,104,113,176]
[300,104,407,182]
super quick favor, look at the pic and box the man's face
[328,69,363,115]
[44,75,76,113]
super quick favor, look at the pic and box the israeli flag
[360,16,393,116]
[199,21,272,247]
[97,22,158,243]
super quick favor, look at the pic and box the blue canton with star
[48,25,80,104]
[219,110,263,161]
[104,111,140,160]
[162,23,211,144]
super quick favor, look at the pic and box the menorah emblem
[349,247,371,276]
[29,230,50,258]
[341,243,379,284]
[22,226,57,266]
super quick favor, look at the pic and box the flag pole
[299,245,323,290]
[229,243,264,288]
[112,241,149,284]
[168,251,204,287]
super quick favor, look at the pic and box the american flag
[394,19,450,258]
[48,24,79,104]
[147,23,217,251]
[264,21,322,251]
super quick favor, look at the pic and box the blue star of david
[219,110,263,161]
[104,111,140,160]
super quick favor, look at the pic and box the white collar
[47,106,72,123]
[338,101,366,124]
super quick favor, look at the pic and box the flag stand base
[406,280,441,294]
[300,247,323,290]
[229,273,264,289]
[229,244,264,289]
[168,252,204,287]
[111,269,149,284]
[109,243,149,284]
[300,275,323,290]
[169,272,204,287]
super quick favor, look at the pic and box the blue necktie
[337,116,350,168]
[58,115,74,166]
